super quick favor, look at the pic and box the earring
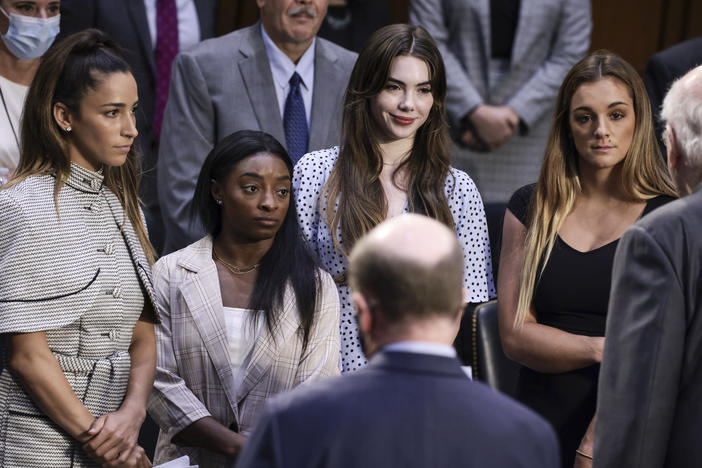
[215,199,222,205]
[65,126,72,132]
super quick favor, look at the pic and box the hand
[115,445,152,468]
[83,405,146,466]
[460,129,490,152]
[469,104,519,150]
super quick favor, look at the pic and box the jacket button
[111,287,122,299]
[104,243,115,255]
[90,179,101,190]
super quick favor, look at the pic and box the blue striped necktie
[283,72,309,164]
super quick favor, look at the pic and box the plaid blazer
[148,236,340,467]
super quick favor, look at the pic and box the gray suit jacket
[157,24,357,254]
[409,0,591,203]
[57,0,218,210]
[595,183,702,468]
[409,0,591,128]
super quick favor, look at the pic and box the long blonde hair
[7,29,156,264]
[514,51,676,326]
[323,25,454,281]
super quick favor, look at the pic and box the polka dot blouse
[293,147,496,372]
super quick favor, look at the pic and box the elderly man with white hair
[594,65,702,468]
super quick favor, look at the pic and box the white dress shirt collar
[382,341,458,358]
[260,23,315,126]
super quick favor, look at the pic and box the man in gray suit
[58,0,218,254]
[409,0,590,204]
[594,65,702,468]
[158,0,356,254]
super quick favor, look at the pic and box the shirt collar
[64,162,104,194]
[260,23,315,92]
[382,341,457,358]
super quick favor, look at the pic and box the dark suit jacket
[235,351,559,468]
[644,37,702,158]
[57,0,217,209]
[157,24,357,254]
[595,183,702,468]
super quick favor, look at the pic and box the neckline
[556,196,661,254]
[64,162,104,194]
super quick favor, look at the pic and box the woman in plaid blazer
[148,131,341,467]
[0,31,158,467]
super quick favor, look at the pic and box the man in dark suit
[595,65,702,468]
[236,213,559,468]
[644,36,702,158]
[57,0,218,253]
[157,0,357,254]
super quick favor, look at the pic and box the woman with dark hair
[294,24,495,373]
[497,51,677,467]
[148,130,340,466]
[0,29,157,467]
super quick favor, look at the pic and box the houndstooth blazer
[148,236,340,467]
[0,166,158,467]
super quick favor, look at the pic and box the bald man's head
[348,214,464,324]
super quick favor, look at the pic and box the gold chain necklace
[212,247,261,275]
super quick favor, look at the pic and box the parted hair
[323,24,454,277]
[514,50,677,326]
[193,130,321,352]
[349,235,463,322]
[9,29,156,264]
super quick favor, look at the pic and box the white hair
[661,67,702,167]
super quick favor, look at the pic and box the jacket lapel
[309,39,339,151]
[477,0,492,74]
[125,0,156,78]
[237,24,286,146]
[510,0,533,68]
[236,285,299,404]
[177,237,240,419]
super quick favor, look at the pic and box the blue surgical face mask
[0,6,60,60]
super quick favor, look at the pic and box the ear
[53,102,74,132]
[352,291,373,335]
[210,178,223,204]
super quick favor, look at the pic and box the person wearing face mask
[0,0,60,178]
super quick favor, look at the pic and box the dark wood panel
[590,0,665,73]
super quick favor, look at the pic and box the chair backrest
[471,300,521,398]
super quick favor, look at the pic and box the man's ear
[352,291,373,335]
[53,102,73,132]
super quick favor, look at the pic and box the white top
[293,146,496,372]
[222,306,262,380]
[260,23,315,128]
[0,75,28,171]
[143,0,201,52]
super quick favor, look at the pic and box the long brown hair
[323,24,454,270]
[515,50,676,326]
[9,29,156,264]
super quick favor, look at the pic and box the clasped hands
[461,104,520,151]
[81,405,151,468]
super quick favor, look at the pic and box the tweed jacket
[410,0,591,202]
[157,23,357,254]
[0,165,158,467]
[148,236,340,467]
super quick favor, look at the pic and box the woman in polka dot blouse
[293,24,496,373]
